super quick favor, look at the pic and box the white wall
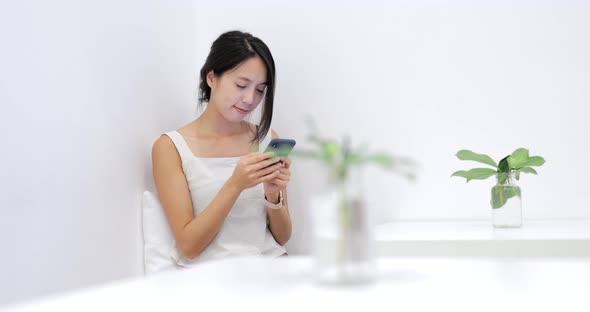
[196,0,590,253]
[0,0,196,304]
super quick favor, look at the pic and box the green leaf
[319,141,340,164]
[451,168,497,182]
[455,150,498,168]
[508,148,530,169]
[498,155,510,173]
[517,167,538,175]
[519,156,545,167]
[364,153,396,169]
[345,152,364,164]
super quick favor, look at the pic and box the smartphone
[264,138,296,164]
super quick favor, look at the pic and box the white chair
[141,190,176,274]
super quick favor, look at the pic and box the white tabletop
[374,220,590,256]
[3,256,590,312]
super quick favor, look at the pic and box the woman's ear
[206,71,216,89]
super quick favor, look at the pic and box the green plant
[291,119,416,280]
[451,148,545,208]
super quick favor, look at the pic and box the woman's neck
[194,105,247,138]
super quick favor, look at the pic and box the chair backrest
[141,190,176,274]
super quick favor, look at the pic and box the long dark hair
[198,30,276,143]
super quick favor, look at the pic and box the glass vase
[311,166,375,285]
[490,171,522,228]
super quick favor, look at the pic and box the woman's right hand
[228,152,283,191]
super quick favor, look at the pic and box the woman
[152,31,291,266]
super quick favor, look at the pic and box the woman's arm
[265,130,293,246]
[266,189,292,246]
[152,135,241,259]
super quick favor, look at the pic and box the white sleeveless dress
[163,130,287,266]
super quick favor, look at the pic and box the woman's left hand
[263,157,291,201]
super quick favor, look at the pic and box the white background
[1,0,589,306]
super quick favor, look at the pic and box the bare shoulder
[152,134,181,167]
[152,134,173,155]
[270,129,279,139]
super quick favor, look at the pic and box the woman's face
[207,55,268,123]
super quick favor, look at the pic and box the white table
[375,220,590,256]
[3,256,590,312]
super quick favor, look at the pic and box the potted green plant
[451,148,545,228]
[293,120,415,283]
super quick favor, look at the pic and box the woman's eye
[236,84,246,89]
[256,89,265,94]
